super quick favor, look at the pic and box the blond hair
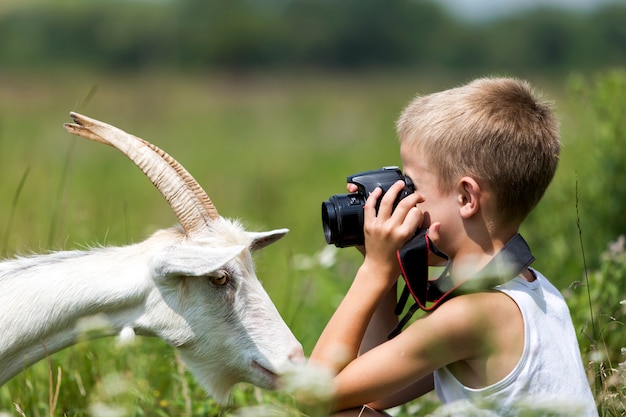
[397,77,560,224]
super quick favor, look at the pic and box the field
[0,69,624,416]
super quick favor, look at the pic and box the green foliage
[1,69,626,415]
[565,235,626,416]
[0,70,412,416]
[0,0,625,73]
[521,70,626,281]
[568,71,626,263]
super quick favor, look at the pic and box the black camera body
[322,166,414,247]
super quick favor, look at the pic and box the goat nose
[288,344,305,364]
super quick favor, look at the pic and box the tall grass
[0,69,624,415]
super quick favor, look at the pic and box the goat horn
[64,112,219,236]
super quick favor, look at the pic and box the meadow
[0,69,624,416]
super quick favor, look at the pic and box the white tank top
[433,269,598,416]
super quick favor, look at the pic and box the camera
[322,166,414,247]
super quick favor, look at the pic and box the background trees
[0,0,624,73]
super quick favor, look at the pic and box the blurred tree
[0,0,624,72]
[521,70,626,282]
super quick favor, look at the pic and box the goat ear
[153,245,246,277]
[248,228,289,251]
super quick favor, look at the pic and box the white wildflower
[280,362,334,405]
[317,245,338,268]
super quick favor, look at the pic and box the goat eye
[209,271,229,286]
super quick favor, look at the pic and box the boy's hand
[347,182,446,265]
[361,180,424,283]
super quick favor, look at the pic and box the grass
[0,68,624,415]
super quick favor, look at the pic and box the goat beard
[177,352,236,402]
[178,350,277,403]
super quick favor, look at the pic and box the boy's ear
[458,176,481,219]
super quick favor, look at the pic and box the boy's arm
[328,295,485,411]
[359,283,436,409]
[309,258,398,373]
[358,268,441,410]
[310,182,442,411]
[310,182,423,372]
[359,282,398,353]
[310,266,436,411]
[367,374,434,410]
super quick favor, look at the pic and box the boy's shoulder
[414,290,525,385]
[428,290,520,332]
[413,290,524,356]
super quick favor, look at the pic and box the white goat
[0,113,303,401]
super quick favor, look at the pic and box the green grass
[0,68,425,416]
[0,68,624,415]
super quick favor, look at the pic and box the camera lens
[321,194,366,247]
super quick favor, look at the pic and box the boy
[309,77,597,416]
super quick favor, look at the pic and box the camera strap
[389,230,535,339]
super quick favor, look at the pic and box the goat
[0,112,303,401]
